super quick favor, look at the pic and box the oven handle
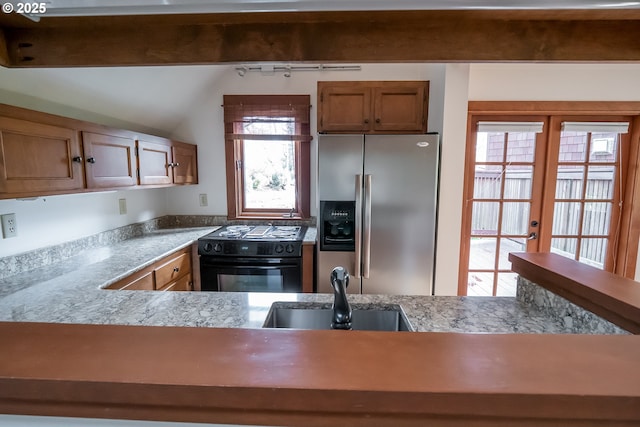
[199,257,300,267]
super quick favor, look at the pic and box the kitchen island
[0,226,639,426]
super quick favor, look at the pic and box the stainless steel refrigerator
[317,133,439,295]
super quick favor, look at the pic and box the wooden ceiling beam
[1,10,640,67]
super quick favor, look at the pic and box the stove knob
[213,243,223,253]
[275,244,284,254]
[203,243,213,253]
[286,244,295,253]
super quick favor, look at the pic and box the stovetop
[198,225,307,257]
[204,225,305,241]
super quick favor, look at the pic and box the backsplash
[0,215,316,280]
[516,276,629,335]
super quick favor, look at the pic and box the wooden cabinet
[318,81,429,134]
[0,116,84,196]
[138,138,198,186]
[82,131,137,189]
[0,103,198,199]
[171,142,198,185]
[106,247,193,292]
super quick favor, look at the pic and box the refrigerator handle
[363,174,372,279]
[354,174,363,279]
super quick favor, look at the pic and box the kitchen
[1,2,640,426]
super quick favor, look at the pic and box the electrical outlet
[199,193,208,207]
[119,198,127,215]
[1,213,17,238]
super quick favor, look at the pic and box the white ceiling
[10,0,640,16]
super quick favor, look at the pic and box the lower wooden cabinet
[106,247,193,291]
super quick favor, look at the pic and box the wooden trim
[3,10,640,66]
[469,101,640,115]
[302,243,314,293]
[0,28,8,67]
[617,116,640,279]
[509,252,640,333]
[1,321,640,426]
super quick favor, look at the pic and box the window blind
[477,121,544,133]
[561,122,629,134]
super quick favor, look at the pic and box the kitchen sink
[262,302,414,332]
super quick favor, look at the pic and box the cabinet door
[82,131,137,188]
[171,143,198,184]
[0,117,84,195]
[138,138,172,185]
[373,83,427,133]
[318,84,372,133]
[159,273,193,292]
[154,251,191,290]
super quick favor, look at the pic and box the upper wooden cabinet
[82,131,137,189]
[138,138,198,186]
[171,142,198,185]
[0,116,84,195]
[0,103,198,199]
[318,81,429,134]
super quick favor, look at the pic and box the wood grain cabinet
[318,81,429,134]
[82,131,137,189]
[0,116,84,196]
[138,138,198,186]
[106,247,193,291]
[0,103,198,200]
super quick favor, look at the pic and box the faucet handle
[330,266,349,291]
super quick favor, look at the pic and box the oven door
[200,257,302,293]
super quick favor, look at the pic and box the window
[223,95,311,219]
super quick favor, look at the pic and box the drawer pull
[173,267,180,273]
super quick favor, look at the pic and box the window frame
[223,95,311,220]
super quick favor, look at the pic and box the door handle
[363,174,372,279]
[354,174,363,279]
[527,232,538,240]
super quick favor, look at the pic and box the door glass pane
[589,133,618,162]
[471,202,499,235]
[503,166,533,199]
[555,166,584,199]
[477,132,505,163]
[474,164,503,199]
[467,272,494,297]
[496,272,518,296]
[579,238,607,269]
[506,132,536,163]
[559,131,587,162]
[469,238,497,270]
[552,202,581,235]
[582,202,612,236]
[551,237,578,260]
[502,203,530,235]
[498,238,526,270]
[586,166,615,199]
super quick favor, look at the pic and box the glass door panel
[463,120,545,296]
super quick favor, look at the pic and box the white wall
[0,189,166,257]
[166,63,448,218]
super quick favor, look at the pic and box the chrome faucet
[330,266,352,330]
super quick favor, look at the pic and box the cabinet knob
[363,119,369,124]
[87,157,96,164]
[174,162,180,167]
[173,267,180,273]
[72,156,83,163]
[375,118,381,124]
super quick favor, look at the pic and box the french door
[459,114,632,296]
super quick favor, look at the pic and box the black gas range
[198,225,307,293]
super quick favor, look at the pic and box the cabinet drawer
[158,273,192,292]
[120,272,154,290]
[154,252,191,290]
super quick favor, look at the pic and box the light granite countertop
[0,226,591,334]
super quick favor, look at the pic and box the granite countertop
[0,226,585,334]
